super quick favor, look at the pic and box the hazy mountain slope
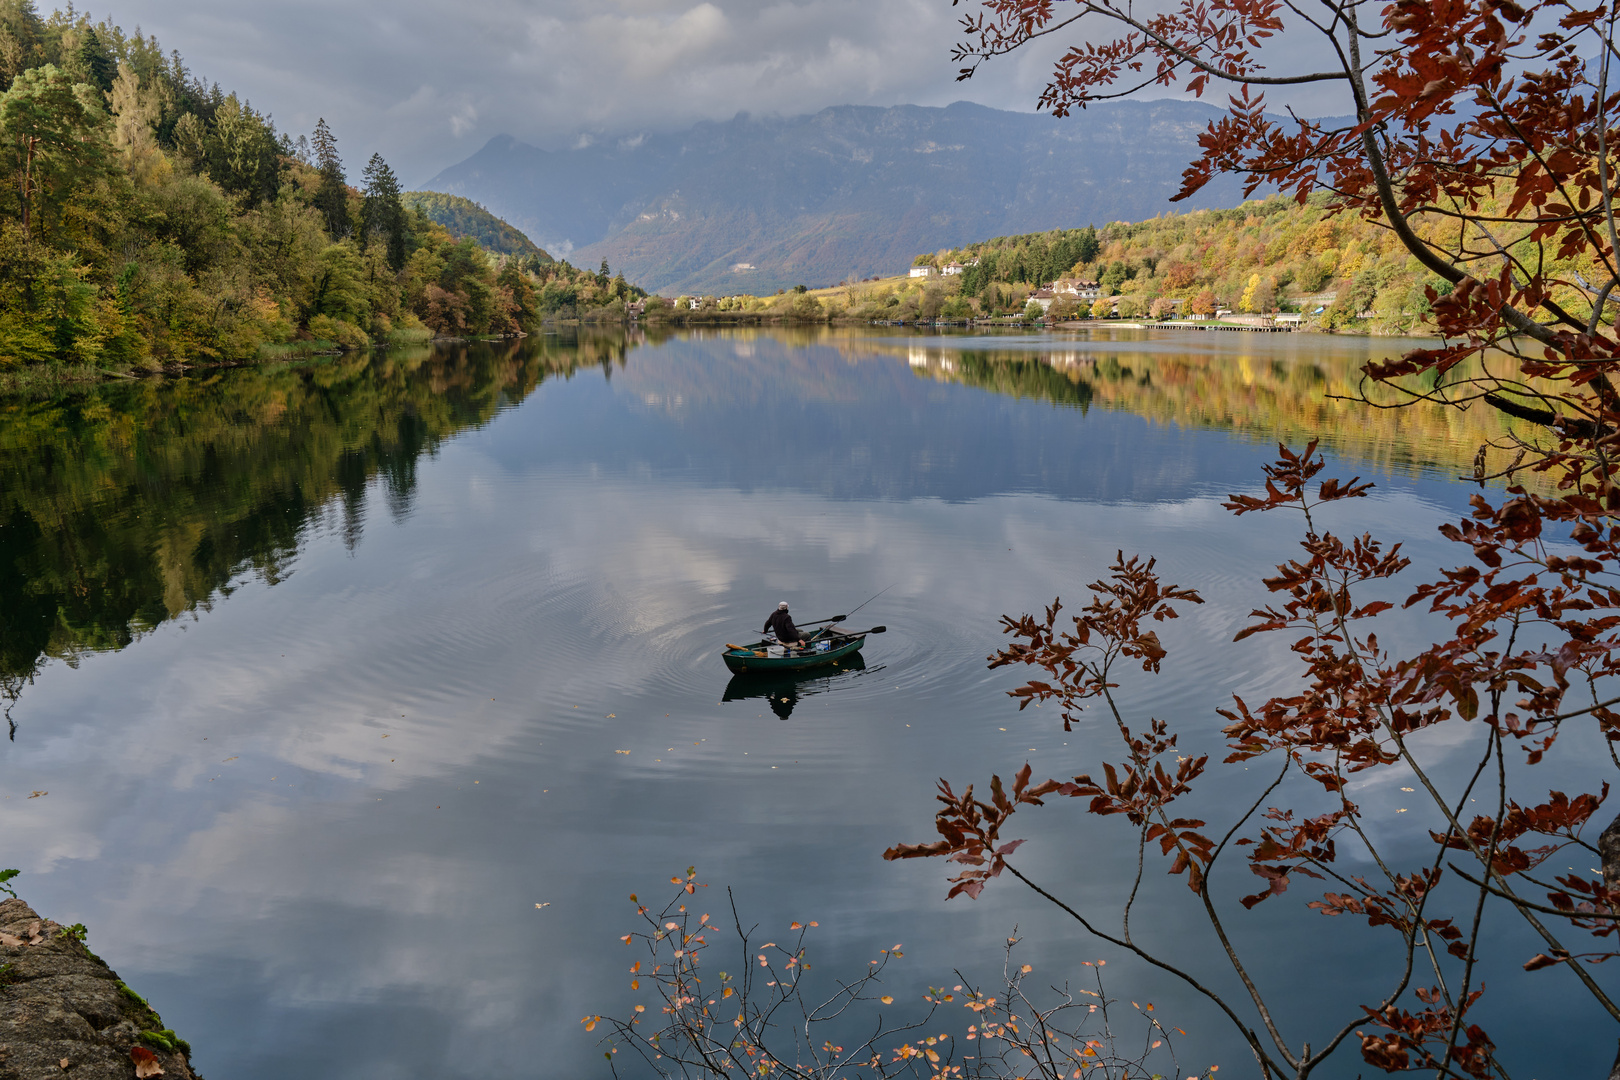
[402,191,552,260]
[424,100,1258,295]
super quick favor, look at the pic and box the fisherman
[763,601,807,649]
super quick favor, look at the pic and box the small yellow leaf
[881,996,894,1004]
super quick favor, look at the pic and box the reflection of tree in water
[0,336,628,734]
[951,352,1097,408]
[904,341,1543,479]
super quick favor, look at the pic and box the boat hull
[722,634,866,674]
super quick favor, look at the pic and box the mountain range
[422,100,1261,296]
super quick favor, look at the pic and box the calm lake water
[0,328,1607,1078]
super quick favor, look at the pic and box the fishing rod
[801,584,896,627]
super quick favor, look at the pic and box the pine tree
[360,152,406,270]
[77,26,115,91]
[311,117,349,239]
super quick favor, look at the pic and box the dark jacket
[764,609,802,642]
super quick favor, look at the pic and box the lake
[0,328,1604,1079]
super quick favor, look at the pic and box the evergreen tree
[1074,226,1100,266]
[360,152,406,270]
[0,64,111,241]
[76,25,113,91]
[207,94,280,203]
[596,258,609,288]
[311,117,348,239]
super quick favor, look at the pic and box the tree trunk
[1600,815,1620,1079]
[1600,810,1620,891]
[18,133,34,241]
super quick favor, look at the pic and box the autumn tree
[885,0,1620,1077]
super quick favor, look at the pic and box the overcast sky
[112,0,1363,188]
[109,0,1074,186]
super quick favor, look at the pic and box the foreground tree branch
[887,442,1620,1077]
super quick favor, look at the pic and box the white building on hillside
[1055,278,1102,300]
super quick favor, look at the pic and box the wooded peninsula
[0,2,649,388]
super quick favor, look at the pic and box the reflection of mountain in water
[0,335,629,715]
[527,330,1519,506]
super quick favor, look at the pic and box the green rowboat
[721,628,875,674]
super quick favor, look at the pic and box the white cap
[778,601,789,609]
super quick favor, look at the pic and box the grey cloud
[127,0,1063,184]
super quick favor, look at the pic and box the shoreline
[0,897,200,1080]
[0,319,1436,397]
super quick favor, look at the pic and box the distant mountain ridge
[402,191,552,261]
[422,101,1262,296]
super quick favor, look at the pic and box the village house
[909,266,936,278]
[1054,278,1102,300]
[1029,287,1057,312]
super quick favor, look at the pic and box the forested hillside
[922,195,1455,328]
[403,192,551,261]
[922,192,1606,331]
[0,3,641,378]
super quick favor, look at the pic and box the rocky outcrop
[0,899,197,1080]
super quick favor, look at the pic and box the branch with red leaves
[887,444,1620,1078]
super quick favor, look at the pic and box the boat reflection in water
[721,653,871,719]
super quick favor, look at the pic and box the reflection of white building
[1046,351,1089,368]
[907,345,954,373]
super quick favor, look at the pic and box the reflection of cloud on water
[2,348,1550,1078]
